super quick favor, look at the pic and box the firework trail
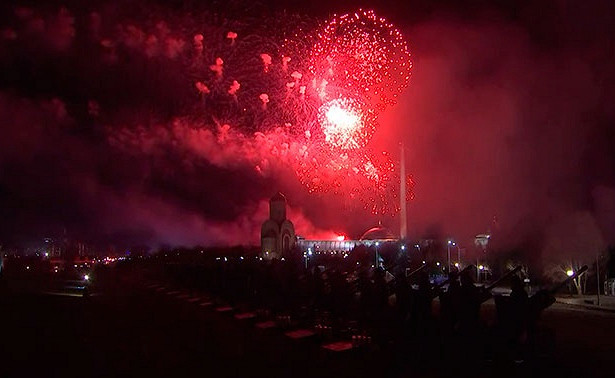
[102,8,413,215]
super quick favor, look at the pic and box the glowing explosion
[287,10,413,213]
[318,98,373,150]
[309,10,411,110]
[110,9,414,214]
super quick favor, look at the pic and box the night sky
[0,0,613,256]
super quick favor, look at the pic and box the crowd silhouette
[159,251,586,376]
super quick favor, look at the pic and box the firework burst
[308,10,411,110]
[316,98,375,150]
[105,8,413,215]
[286,10,412,213]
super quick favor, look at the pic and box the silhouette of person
[508,275,529,361]
[440,270,461,335]
[458,270,481,332]
[394,270,411,322]
[414,271,433,326]
[455,269,485,365]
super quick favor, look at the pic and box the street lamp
[454,243,461,266]
[305,248,313,269]
[447,240,453,274]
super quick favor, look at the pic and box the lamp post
[474,234,490,283]
[477,258,480,282]
[305,248,313,270]
[447,240,453,274]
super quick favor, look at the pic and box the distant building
[261,193,296,259]
[260,193,402,259]
[296,224,398,256]
[44,237,62,257]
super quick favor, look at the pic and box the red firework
[192,9,413,214]
[308,9,411,110]
[106,8,413,215]
[286,9,412,213]
[317,98,376,150]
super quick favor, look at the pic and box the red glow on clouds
[106,9,413,216]
[3,3,615,249]
[96,190,338,246]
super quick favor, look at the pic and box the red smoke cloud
[0,2,614,256]
[85,179,337,246]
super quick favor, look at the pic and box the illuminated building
[297,224,399,256]
[260,193,296,259]
[260,193,401,259]
[44,237,62,257]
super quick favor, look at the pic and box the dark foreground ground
[1,263,614,378]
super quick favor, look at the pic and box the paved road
[1,264,614,378]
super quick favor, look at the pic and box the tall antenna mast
[400,142,407,240]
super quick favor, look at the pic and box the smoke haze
[0,0,613,258]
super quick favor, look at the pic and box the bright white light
[326,105,359,134]
[447,240,452,245]
[318,97,368,149]
[26,266,30,270]
[375,242,380,247]
[454,263,459,268]
[479,265,484,270]
[400,245,405,250]
[422,260,426,264]
[336,235,345,241]
[436,262,440,266]
[84,274,89,281]
[44,252,49,257]
[566,269,574,277]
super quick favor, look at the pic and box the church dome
[271,192,286,202]
[360,226,396,240]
